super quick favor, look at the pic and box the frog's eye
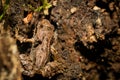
[40,25,44,28]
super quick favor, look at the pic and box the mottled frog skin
[30,19,54,69]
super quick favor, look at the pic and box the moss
[34,0,52,15]
[0,0,10,21]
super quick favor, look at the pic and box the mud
[0,0,120,80]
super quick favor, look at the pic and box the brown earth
[0,0,120,80]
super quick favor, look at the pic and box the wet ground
[0,0,120,80]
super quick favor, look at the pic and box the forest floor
[0,0,120,80]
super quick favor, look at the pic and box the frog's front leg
[15,29,35,43]
[15,28,36,76]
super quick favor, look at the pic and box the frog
[16,18,56,76]
[31,19,54,69]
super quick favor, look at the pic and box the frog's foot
[40,61,62,78]
[19,54,35,77]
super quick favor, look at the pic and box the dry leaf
[23,12,33,24]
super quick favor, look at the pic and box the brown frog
[31,19,54,69]
[17,19,55,76]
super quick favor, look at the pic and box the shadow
[22,74,49,80]
[74,39,112,65]
[95,0,115,18]
[17,40,32,53]
[22,73,64,80]
[50,73,64,80]
[74,39,113,80]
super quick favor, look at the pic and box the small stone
[89,36,97,42]
[53,1,57,6]
[117,28,120,34]
[96,17,102,26]
[93,6,101,10]
[44,9,49,15]
[70,7,77,13]
[109,2,114,11]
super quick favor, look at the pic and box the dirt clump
[0,0,120,80]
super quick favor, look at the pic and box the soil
[0,0,120,80]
